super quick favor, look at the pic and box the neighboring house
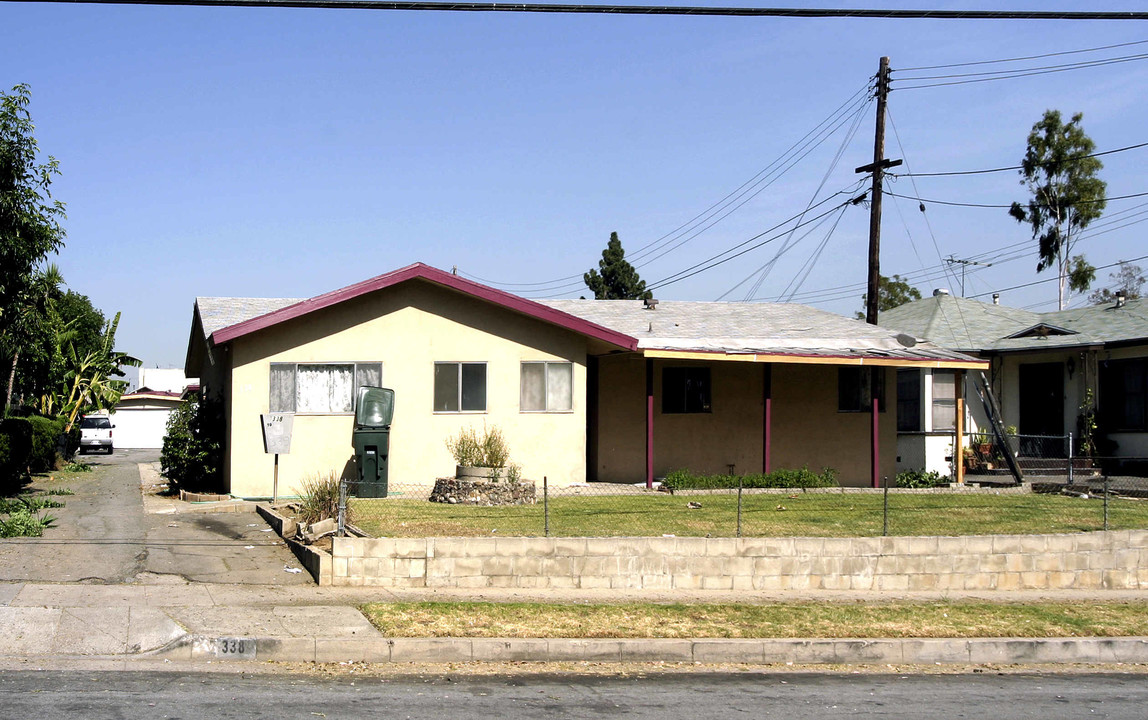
[109,389,184,449]
[881,290,1148,476]
[184,263,984,498]
[138,368,198,395]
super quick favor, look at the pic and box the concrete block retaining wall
[328,529,1148,590]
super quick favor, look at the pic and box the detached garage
[110,390,183,449]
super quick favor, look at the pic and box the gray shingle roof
[539,300,975,362]
[879,294,1148,352]
[196,297,304,338]
[193,293,978,364]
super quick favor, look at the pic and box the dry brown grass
[359,601,1148,639]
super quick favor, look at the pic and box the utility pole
[856,56,902,325]
[945,255,993,296]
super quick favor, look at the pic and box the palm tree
[2,264,64,413]
[61,312,141,432]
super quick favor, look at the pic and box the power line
[646,196,859,292]
[894,51,1148,82]
[897,38,1148,72]
[890,141,1148,178]
[895,54,1148,90]
[11,0,1148,19]
[885,189,1148,209]
[966,253,1148,300]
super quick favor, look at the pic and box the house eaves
[203,263,638,352]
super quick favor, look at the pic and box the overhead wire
[457,80,874,294]
[645,195,860,292]
[894,54,1148,90]
[737,88,873,301]
[889,141,1148,178]
[897,38,1148,72]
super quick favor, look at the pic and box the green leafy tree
[583,232,652,300]
[1008,110,1106,311]
[1,85,67,412]
[59,312,140,432]
[1089,261,1145,305]
[1,264,63,409]
[857,274,922,319]
[161,392,224,492]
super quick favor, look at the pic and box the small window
[269,362,381,414]
[838,367,886,413]
[80,417,112,430]
[1101,358,1148,431]
[897,369,922,432]
[663,367,711,414]
[434,362,487,412]
[521,362,573,412]
[931,370,956,430]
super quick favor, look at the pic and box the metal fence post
[1104,474,1110,532]
[882,475,889,537]
[736,475,743,538]
[337,476,348,537]
[543,476,549,537]
[1067,432,1074,486]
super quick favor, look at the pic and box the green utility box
[352,386,395,498]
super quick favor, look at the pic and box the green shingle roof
[879,294,1148,352]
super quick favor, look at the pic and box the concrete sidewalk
[1,581,1147,666]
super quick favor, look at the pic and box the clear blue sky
[4,1,1148,377]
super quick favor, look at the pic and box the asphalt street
[0,670,1143,719]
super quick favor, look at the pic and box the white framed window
[520,361,573,412]
[931,370,957,430]
[269,362,382,414]
[434,362,486,412]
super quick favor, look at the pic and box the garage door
[110,408,174,449]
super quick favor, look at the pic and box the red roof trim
[209,263,638,351]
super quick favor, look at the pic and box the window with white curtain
[931,370,957,430]
[520,361,573,412]
[269,362,382,413]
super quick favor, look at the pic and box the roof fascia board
[208,264,637,351]
[642,348,989,370]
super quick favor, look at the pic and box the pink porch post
[871,393,880,488]
[763,364,772,473]
[646,358,654,488]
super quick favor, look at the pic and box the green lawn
[358,600,1148,639]
[350,489,1148,538]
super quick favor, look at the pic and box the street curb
[145,635,1148,665]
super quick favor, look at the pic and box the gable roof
[187,264,983,369]
[196,263,638,351]
[880,294,1148,352]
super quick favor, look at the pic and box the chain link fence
[338,470,1148,540]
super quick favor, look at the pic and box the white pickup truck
[79,415,114,454]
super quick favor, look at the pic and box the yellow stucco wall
[222,281,589,497]
[594,357,897,487]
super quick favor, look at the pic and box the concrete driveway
[0,450,310,585]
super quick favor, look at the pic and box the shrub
[895,469,950,489]
[0,418,34,496]
[160,392,224,493]
[27,416,61,473]
[661,466,838,491]
[446,425,511,469]
[0,507,56,538]
[297,472,347,526]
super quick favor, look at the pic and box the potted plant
[446,424,512,480]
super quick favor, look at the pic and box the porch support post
[646,358,654,489]
[955,369,965,485]
[871,387,880,489]
[763,364,773,473]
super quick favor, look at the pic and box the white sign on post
[260,413,293,455]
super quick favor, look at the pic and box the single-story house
[184,263,985,498]
[109,389,185,449]
[881,290,1148,476]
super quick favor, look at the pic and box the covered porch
[589,349,987,488]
